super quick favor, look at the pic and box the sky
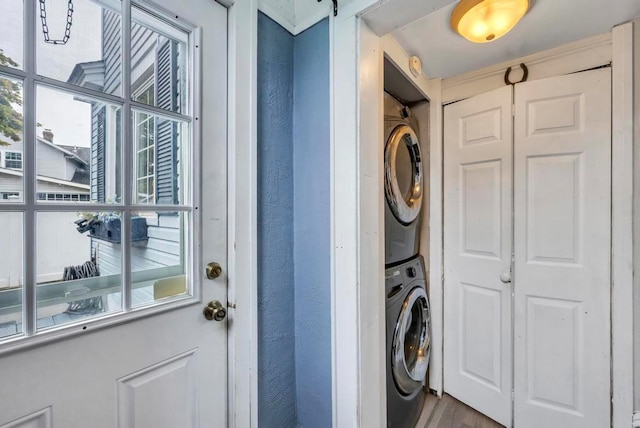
[0,0,108,148]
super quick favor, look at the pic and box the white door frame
[226,0,259,426]
[331,0,635,425]
[610,22,634,428]
[331,1,445,425]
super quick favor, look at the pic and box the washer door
[391,286,431,395]
[385,124,423,225]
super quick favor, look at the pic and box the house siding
[92,215,182,276]
[64,158,77,182]
[92,11,182,277]
[0,175,21,194]
[0,137,23,153]
[131,23,155,87]
[102,10,122,95]
[37,142,68,179]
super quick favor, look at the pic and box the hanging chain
[39,0,74,45]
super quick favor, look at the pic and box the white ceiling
[365,0,640,79]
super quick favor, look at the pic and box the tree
[0,49,22,147]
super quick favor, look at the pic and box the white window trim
[0,191,21,200]
[1,150,23,170]
[133,78,156,204]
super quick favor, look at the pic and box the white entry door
[443,85,513,427]
[0,1,228,427]
[444,69,611,428]
[513,69,611,427]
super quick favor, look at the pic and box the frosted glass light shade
[450,0,529,43]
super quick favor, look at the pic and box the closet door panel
[513,68,611,428]
[443,85,513,427]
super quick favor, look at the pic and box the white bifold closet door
[444,68,611,428]
[444,85,514,427]
[513,68,611,428]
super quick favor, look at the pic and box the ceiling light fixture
[450,0,529,43]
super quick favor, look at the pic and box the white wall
[36,212,92,284]
[0,212,90,288]
[0,212,23,289]
[37,142,68,180]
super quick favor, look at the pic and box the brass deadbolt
[206,262,222,280]
[203,300,226,321]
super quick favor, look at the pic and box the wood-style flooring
[415,393,504,428]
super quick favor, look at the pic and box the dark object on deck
[88,215,148,244]
[63,260,103,315]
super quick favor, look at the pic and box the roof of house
[56,145,91,165]
[37,138,88,166]
[67,60,105,92]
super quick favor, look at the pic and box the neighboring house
[68,10,183,289]
[0,130,91,202]
[0,130,91,290]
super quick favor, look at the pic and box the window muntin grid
[0,1,198,347]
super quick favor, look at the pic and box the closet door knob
[500,272,511,284]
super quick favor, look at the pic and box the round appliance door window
[391,286,431,395]
[384,124,423,225]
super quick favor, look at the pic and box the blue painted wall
[257,12,297,428]
[257,13,331,428]
[292,18,332,428]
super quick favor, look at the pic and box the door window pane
[36,211,123,329]
[130,211,188,308]
[0,212,23,339]
[36,85,122,204]
[0,74,24,203]
[0,0,24,70]
[131,8,187,114]
[37,0,122,96]
[132,110,187,205]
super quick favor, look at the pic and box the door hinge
[511,105,516,116]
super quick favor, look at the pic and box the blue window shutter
[91,106,106,202]
[154,38,179,205]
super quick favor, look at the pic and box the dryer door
[391,286,431,395]
[385,125,423,225]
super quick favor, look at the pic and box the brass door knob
[203,300,226,321]
[206,262,222,280]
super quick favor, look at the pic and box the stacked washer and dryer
[384,91,431,428]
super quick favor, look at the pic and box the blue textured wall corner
[293,18,332,428]
[258,13,331,428]
[257,12,297,428]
